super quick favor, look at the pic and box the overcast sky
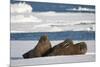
[15,0,95,5]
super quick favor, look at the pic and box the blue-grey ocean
[11,31,95,40]
[11,1,95,13]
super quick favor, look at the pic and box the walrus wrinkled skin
[47,40,87,56]
[43,39,74,56]
[23,35,52,58]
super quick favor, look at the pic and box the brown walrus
[47,40,87,56]
[43,39,74,56]
[23,35,52,58]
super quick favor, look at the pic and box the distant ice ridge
[11,14,42,23]
[11,12,95,32]
[11,11,95,23]
[67,7,95,12]
[11,23,95,33]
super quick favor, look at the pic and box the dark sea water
[11,31,95,40]
[11,1,95,13]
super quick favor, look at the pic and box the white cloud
[11,2,32,13]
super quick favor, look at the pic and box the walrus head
[39,35,48,42]
[79,42,87,54]
[75,42,87,54]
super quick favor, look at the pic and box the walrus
[23,35,52,58]
[46,39,74,56]
[47,40,87,56]
[43,39,73,56]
